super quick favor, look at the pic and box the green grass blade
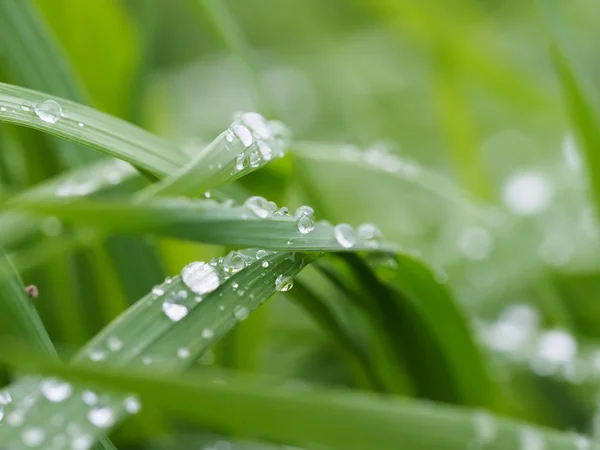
[0,250,314,447]
[0,356,587,450]
[0,248,56,356]
[3,196,398,253]
[293,142,492,222]
[0,82,186,176]
[537,0,600,222]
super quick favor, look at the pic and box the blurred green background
[3,0,600,448]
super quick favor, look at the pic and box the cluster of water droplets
[476,304,600,384]
[0,376,140,449]
[339,143,422,181]
[221,112,290,176]
[241,196,384,250]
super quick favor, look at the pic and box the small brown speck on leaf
[25,285,39,298]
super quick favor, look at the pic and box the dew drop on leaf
[275,274,294,292]
[334,223,356,248]
[297,215,315,234]
[202,328,214,339]
[231,124,253,147]
[34,99,62,124]
[181,261,220,295]
[123,396,141,414]
[87,406,116,428]
[21,426,45,447]
[244,196,272,218]
[40,378,72,403]
[233,305,249,321]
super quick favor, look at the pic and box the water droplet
[223,253,245,274]
[502,171,552,216]
[107,336,123,352]
[22,427,45,447]
[34,99,62,124]
[7,410,24,427]
[236,153,246,171]
[88,406,116,428]
[176,347,191,359]
[162,298,188,322]
[232,282,239,289]
[532,329,577,376]
[142,356,152,365]
[277,206,290,216]
[82,391,97,405]
[244,196,272,218]
[357,223,382,246]
[295,205,314,218]
[256,249,268,259]
[249,149,261,168]
[472,410,496,444]
[219,305,225,311]
[88,350,106,362]
[177,289,188,299]
[21,103,31,112]
[231,124,253,147]
[262,261,269,267]
[297,215,314,234]
[202,328,214,339]
[334,223,356,248]
[225,130,234,143]
[233,305,249,321]
[457,227,493,261]
[257,141,272,160]
[275,274,294,291]
[123,396,141,414]
[181,261,220,295]
[41,378,72,403]
[195,296,203,303]
[78,121,84,127]
[241,112,271,139]
[151,286,164,296]
[70,434,93,450]
[0,107,6,112]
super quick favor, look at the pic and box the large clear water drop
[40,378,72,403]
[334,223,356,248]
[181,261,220,295]
[34,99,62,124]
[275,274,294,292]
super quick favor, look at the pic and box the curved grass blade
[0,250,314,447]
[339,253,491,406]
[3,196,398,253]
[0,83,186,177]
[293,141,493,222]
[0,356,589,450]
[537,0,600,222]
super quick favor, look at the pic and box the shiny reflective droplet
[7,410,24,427]
[107,336,123,352]
[22,427,45,447]
[236,153,246,171]
[223,253,245,274]
[224,130,234,143]
[202,328,214,339]
[232,124,253,147]
[0,107,6,112]
[123,396,141,414]
[249,149,261,168]
[275,274,294,292]
[233,305,249,321]
[88,406,116,428]
[244,196,272,218]
[257,140,272,160]
[21,103,31,112]
[262,261,269,268]
[277,206,290,216]
[502,171,552,216]
[181,261,220,295]
[177,347,190,359]
[357,223,382,246]
[457,227,493,261]
[241,112,271,139]
[334,223,356,248]
[297,215,314,234]
[256,249,268,259]
[151,286,164,296]
[78,121,84,127]
[41,378,72,403]
[295,205,314,218]
[162,298,188,322]
[34,99,62,124]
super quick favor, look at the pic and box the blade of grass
[0,82,186,177]
[0,354,588,450]
[2,196,399,253]
[537,0,600,223]
[0,250,314,447]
